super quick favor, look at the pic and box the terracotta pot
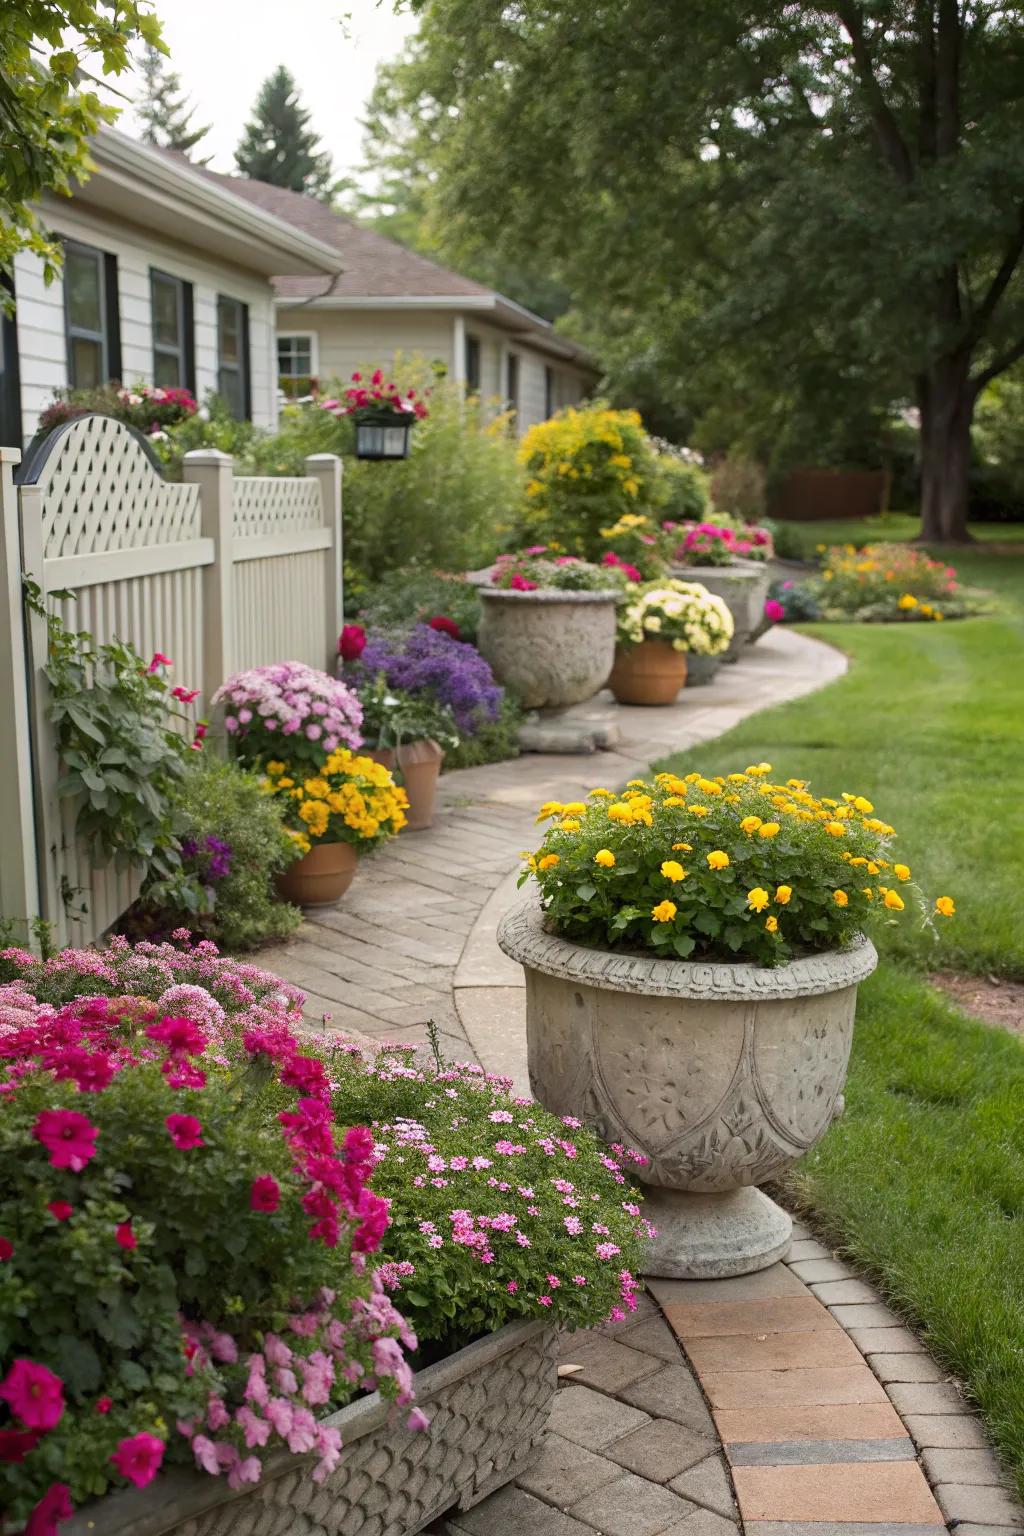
[277,841,358,907]
[365,740,444,831]
[607,641,687,705]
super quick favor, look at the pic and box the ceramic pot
[477,587,618,709]
[684,652,722,687]
[607,641,687,705]
[366,739,444,831]
[670,561,771,661]
[498,897,878,1279]
[276,841,357,907]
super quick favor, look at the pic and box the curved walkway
[258,628,1023,1536]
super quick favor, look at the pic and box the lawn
[774,512,1024,562]
[655,541,1024,1495]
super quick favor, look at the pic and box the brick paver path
[258,628,1023,1535]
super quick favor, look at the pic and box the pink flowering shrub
[325,1048,651,1347]
[212,662,363,773]
[0,991,412,1528]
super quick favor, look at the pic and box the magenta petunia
[109,1431,165,1488]
[46,1201,73,1222]
[165,1113,204,1150]
[115,1222,137,1251]
[23,1481,73,1536]
[31,1108,99,1172]
[0,1359,65,1431]
[250,1175,281,1212]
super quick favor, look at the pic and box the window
[544,365,555,420]
[277,334,315,380]
[217,295,250,418]
[65,241,120,389]
[506,351,520,415]
[465,333,481,392]
[150,270,194,391]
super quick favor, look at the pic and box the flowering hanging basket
[320,370,428,460]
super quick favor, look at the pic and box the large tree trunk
[917,356,975,544]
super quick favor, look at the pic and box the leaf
[693,909,721,936]
[54,1334,102,1393]
[672,933,697,957]
[575,882,596,901]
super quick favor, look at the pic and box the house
[190,173,597,432]
[1,128,343,445]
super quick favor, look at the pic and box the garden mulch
[257,627,1023,1536]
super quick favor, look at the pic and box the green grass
[775,513,1024,562]
[655,541,1024,1493]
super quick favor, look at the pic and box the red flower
[32,1109,99,1172]
[109,1431,165,1488]
[0,1427,42,1462]
[115,1222,137,1251]
[0,1237,11,1261]
[337,623,367,661]
[172,686,200,704]
[24,1483,72,1536]
[764,598,785,623]
[146,652,173,674]
[46,1201,73,1222]
[371,368,383,386]
[95,1396,113,1414]
[165,1113,204,1150]
[146,1015,208,1056]
[0,1359,65,1431]
[250,1175,281,1212]
[427,615,461,640]
[351,371,362,383]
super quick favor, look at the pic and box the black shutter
[0,272,22,448]
[240,301,252,420]
[183,281,196,396]
[103,252,122,384]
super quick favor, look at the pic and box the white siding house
[2,131,342,445]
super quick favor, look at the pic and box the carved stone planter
[63,1320,556,1536]
[670,562,770,661]
[498,899,878,1279]
[476,587,618,710]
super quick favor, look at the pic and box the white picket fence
[0,414,343,948]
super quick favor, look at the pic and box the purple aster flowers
[357,625,502,735]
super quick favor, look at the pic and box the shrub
[517,404,663,558]
[490,549,622,592]
[0,991,406,1524]
[348,625,503,736]
[357,568,484,645]
[37,383,198,441]
[598,513,671,581]
[326,1048,651,1349]
[617,580,734,656]
[261,751,409,855]
[213,663,363,774]
[766,577,822,622]
[708,455,767,522]
[523,765,955,967]
[135,759,302,951]
[443,693,523,772]
[669,522,741,567]
[654,455,711,523]
[813,543,971,621]
[153,392,258,480]
[355,673,461,755]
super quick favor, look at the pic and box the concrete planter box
[498,899,878,1280]
[476,587,618,710]
[64,1320,556,1536]
[670,562,770,661]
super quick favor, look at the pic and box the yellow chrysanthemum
[894,864,911,881]
[758,822,780,839]
[935,896,956,917]
[775,885,792,905]
[740,816,762,834]
[747,887,770,912]
[660,860,687,882]
[765,915,778,933]
[833,890,849,907]
[706,850,730,871]
[594,849,616,868]
[651,900,677,923]
[538,854,560,871]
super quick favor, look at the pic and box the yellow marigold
[562,802,587,815]
[898,593,918,610]
[863,887,874,900]
[632,809,653,827]
[594,849,616,868]
[589,787,613,797]
[304,777,330,800]
[651,900,677,923]
[728,773,749,784]
[607,803,633,822]
[833,889,849,907]
[265,761,286,776]
[765,915,779,933]
[663,795,686,808]
[558,819,581,833]
[935,895,956,917]
[740,816,762,834]
[775,885,792,905]
[538,854,560,871]
[883,889,905,911]
[747,887,770,912]
[660,860,687,882]
[536,801,563,822]
[696,778,722,796]
[894,864,911,881]
[746,762,772,776]
[825,821,846,837]
[853,796,874,813]
[671,842,692,852]
[867,862,879,875]
[758,823,780,839]
[278,776,295,790]
[706,850,730,871]
[688,805,710,817]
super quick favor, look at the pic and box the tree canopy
[0,1,162,295]
[234,66,334,199]
[388,1,1024,538]
[135,42,210,161]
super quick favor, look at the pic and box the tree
[234,66,334,200]
[135,42,210,161]
[0,2,162,301]
[398,2,1024,541]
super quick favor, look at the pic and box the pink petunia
[0,1359,64,1431]
[165,1113,204,1150]
[31,1108,99,1172]
[24,1482,72,1536]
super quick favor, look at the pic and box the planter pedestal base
[517,701,621,755]
[640,1185,792,1279]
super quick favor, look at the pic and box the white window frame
[276,331,319,380]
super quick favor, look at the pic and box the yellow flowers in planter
[520,766,954,967]
[262,751,408,852]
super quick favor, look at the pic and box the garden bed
[64,1320,556,1536]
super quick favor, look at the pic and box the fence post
[304,453,343,668]
[0,447,41,936]
[184,450,235,707]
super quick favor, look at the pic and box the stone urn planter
[276,841,358,907]
[476,587,618,710]
[367,740,444,831]
[684,652,722,688]
[669,561,770,661]
[607,641,687,706]
[63,1320,556,1536]
[498,898,878,1279]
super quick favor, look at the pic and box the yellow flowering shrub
[262,751,408,854]
[517,403,662,558]
[521,766,954,966]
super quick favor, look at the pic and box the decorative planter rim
[479,586,620,605]
[670,562,765,581]
[63,1318,550,1536]
[498,896,878,1001]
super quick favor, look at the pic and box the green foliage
[0,1,162,297]
[443,692,522,772]
[812,543,976,622]
[135,42,210,159]
[153,392,258,481]
[137,759,302,952]
[234,65,334,199]
[357,568,484,644]
[709,456,767,523]
[973,367,1024,519]
[355,675,460,755]
[25,582,197,891]
[654,456,710,524]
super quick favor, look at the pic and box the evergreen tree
[135,43,211,161]
[234,67,334,200]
